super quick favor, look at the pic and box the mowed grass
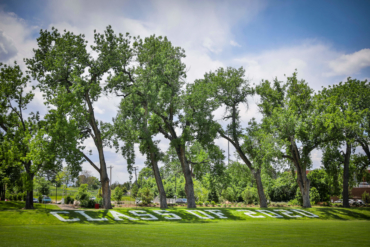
[1,202,370,246]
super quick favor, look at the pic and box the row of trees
[1,26,369,210]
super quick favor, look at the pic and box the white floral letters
[50,211,80,222]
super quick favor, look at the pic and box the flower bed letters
[50,209,318,222]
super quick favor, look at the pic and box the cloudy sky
[1,0,369,183]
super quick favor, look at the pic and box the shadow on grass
[314,207,370,220]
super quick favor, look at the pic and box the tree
[0,62,66,209]
[317,78,369,207]
[35,177,51,196]
[256,71,330,208]
[113,186,123,204]
[26,27,123,209]
[131,183,138,198]
[75,184,90,205]
[139,187,153,205]
[203,67,270,207]
[107,35,217,208]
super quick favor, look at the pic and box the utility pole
[107,166,114,188]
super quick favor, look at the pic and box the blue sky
[1,0,369,182]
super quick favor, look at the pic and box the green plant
[211,201,216,207]
[138,187,153,205]
[310,187,320,205]
[217,204,221,207]
[75,184,90,206]
[113,187,123,204]
[295,188,303,206]
[242,187,258,204]
[362,191,370,204]
[288,199,299,206]
[205,201,209,206]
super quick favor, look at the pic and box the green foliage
[74,184,90,205]
[36,178,51,196]
[295,187,303,206]
[310,187,320,205]
[113,187,123,203]
[131,184,138,198]
[362,191,370,204]
[242,187,258,204]
[138,187,153,205]
[268,172,297,202]
[307,169,330,202]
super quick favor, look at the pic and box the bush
[18,193,23,201]
[38,194,43,203]
[288,199,299,206]
[205,201,209,206]
[242,187,258,204]
[295,188,303,206]
[80,199,96,208]
[309,187,320,205]
[75,184,90,206]
[65,195,74,204]
[113,187,123,204]
[138,187,153,205]
[362,191,370,204]
[217,204,221,207]
[211,201,216,207]
[22,192,27,201]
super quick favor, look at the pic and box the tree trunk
[175,146,196,208]
[85,93,112,209]
[25,172,34,209]
[101,173,111,209]
[253,169,267,207]
[290,138,311,208]
[150,152,168,209]
[342,141,351,208]
[0,182,5,201]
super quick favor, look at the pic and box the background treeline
[1,26,369,210]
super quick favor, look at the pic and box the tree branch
[80,151,101,173]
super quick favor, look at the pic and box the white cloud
[327,48,370,77]
[230,40,241,47]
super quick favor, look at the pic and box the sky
[1,0,369,183]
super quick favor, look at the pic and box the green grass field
[1,202,370,246]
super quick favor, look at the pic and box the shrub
[309,187,320,205]
[242,187,258,204]
[205,201,209,206]
[18,193,23,201]
[113,187,123,204]
[75,184,90,206]
[65,195,73,204]
[288,199,299,206]
[295,188,303,206]
[22,192,27,201]
[217,204,221,207]
[227,204,231,208]
[138,187,153,205]
[211,201,216,207]
[38,194,43,203]
[362,191,370,204]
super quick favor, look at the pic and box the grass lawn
[1,202,370,246]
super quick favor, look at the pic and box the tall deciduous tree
[26,26,121,209]
[317,78,369,207]
[0,62,66,209]
[256,72,329,208]
[203,67,270,207]
[107,35,217,208]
